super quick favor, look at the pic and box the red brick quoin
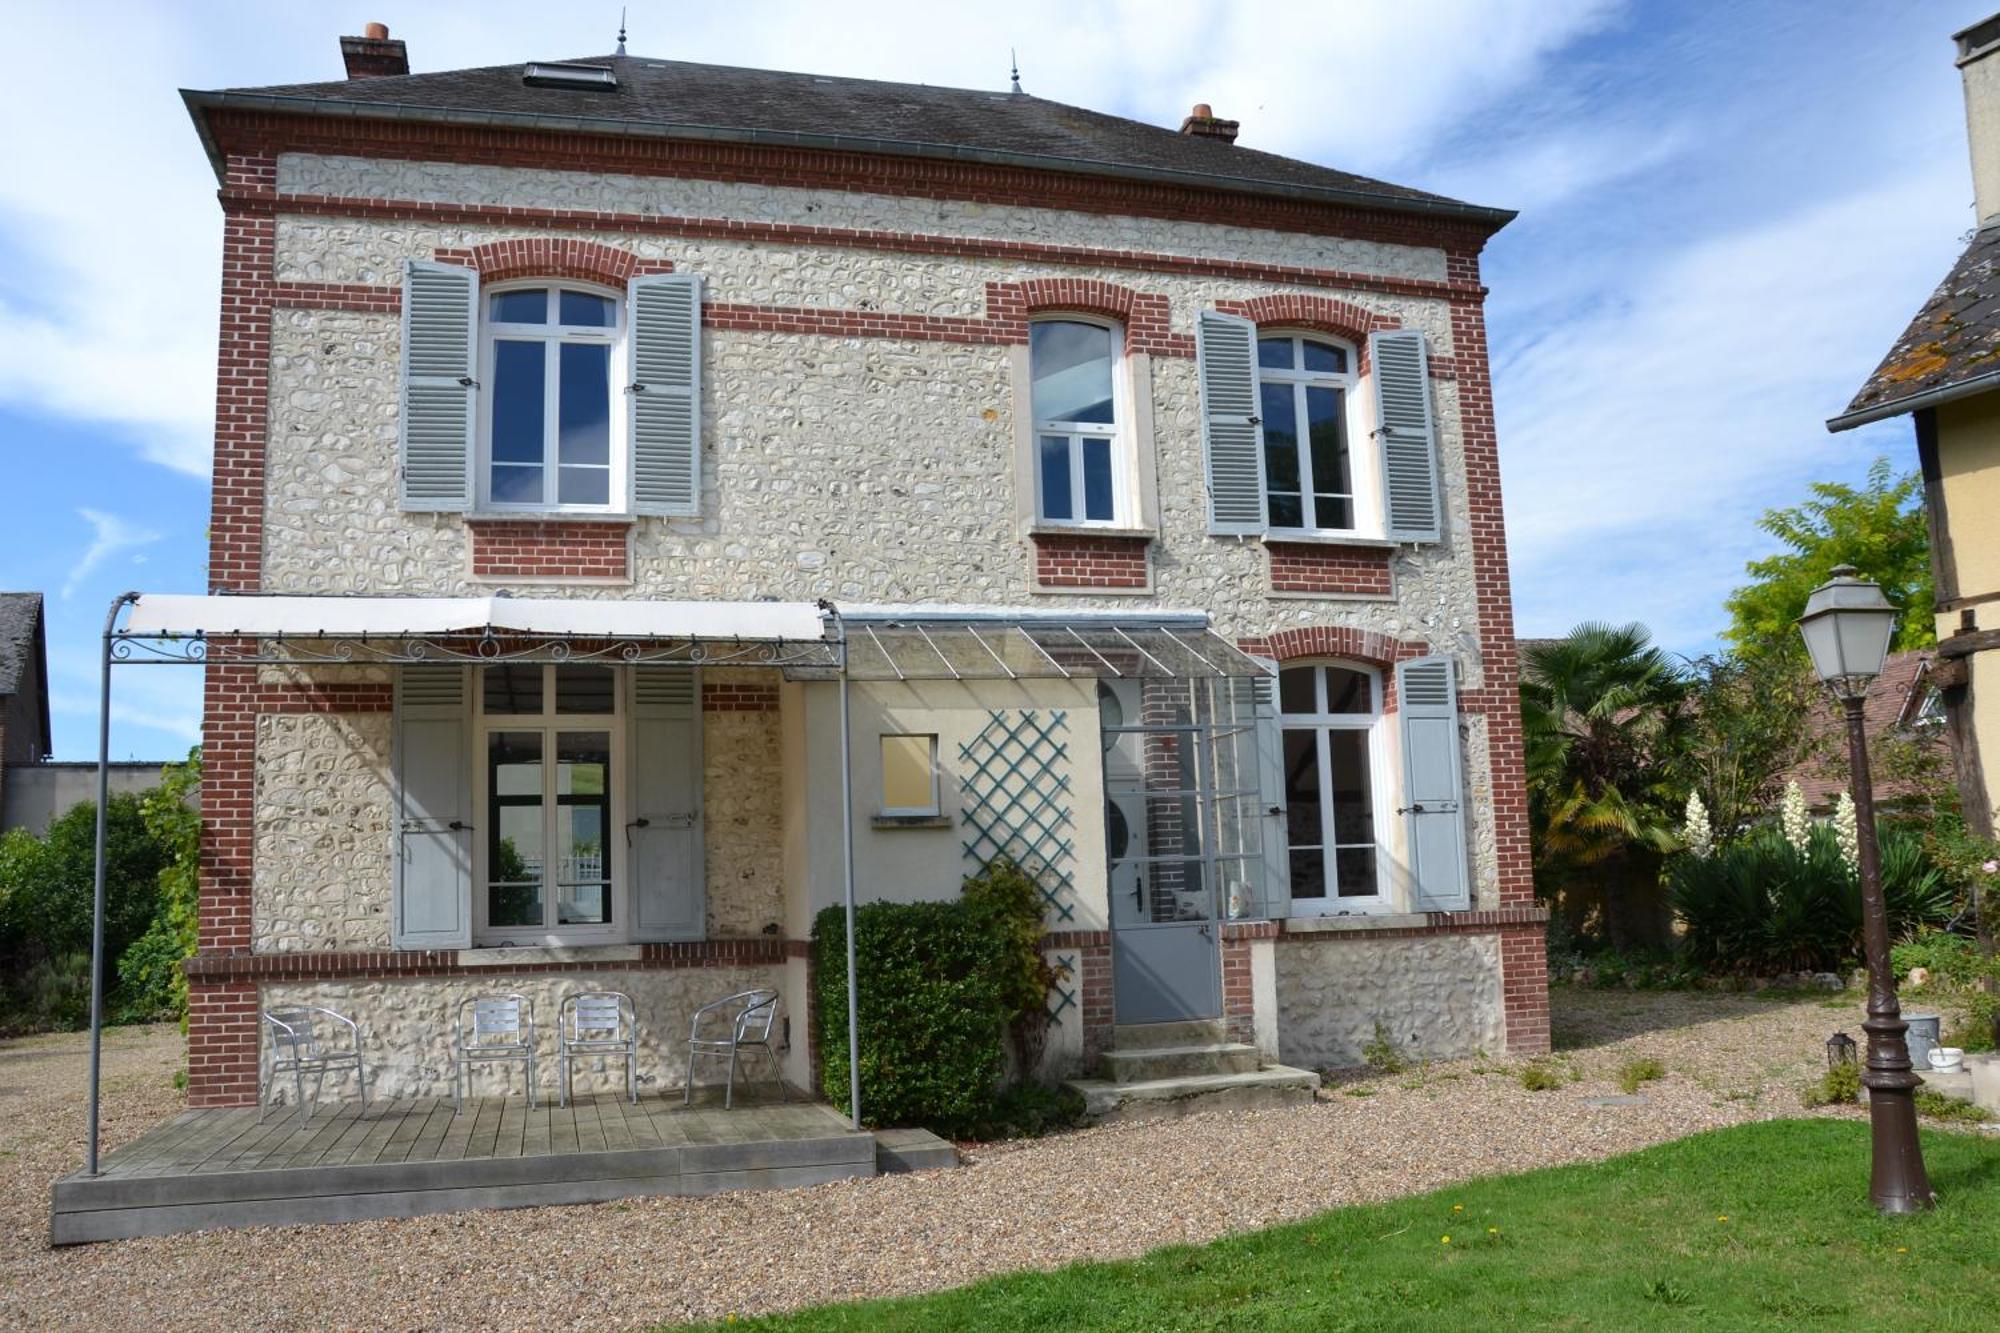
[468,520,630,581]
[1033,532,1150,590]
[434,236,675,286]
[1265,542,1393,597]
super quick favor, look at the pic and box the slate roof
[1784,649,1943,811]
[1830,223,2000,430]
[0,593,42,699]
[183,54,1511,226]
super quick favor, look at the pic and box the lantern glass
[1826,1031,1858,1069]
[1798,566,1896,694]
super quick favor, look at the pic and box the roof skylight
[523,62,618,90]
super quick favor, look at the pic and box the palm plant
[1521,623,1690,947]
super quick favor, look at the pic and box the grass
[699,1120,2000,1331]
[1518,1061,1565,1091]
[1617,1056,1667,1094]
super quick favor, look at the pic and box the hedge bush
[1668,824,1952,974]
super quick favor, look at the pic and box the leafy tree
[1669,653,1819,840]
[1723,458,1933,661]
[1521,623,1689,947]
[117,749,202,1023]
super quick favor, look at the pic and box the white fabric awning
[120,595,827,643]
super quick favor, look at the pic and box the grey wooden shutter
[1370,329,1442,542]
[1249,656,1292,920]
[1396,656,1470,912]
[628,273,703,517]
[399,259,477,512]
[629,667,704,941]
[1198,310,1266,535]
[393,665,472,949]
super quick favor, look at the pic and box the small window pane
[1302,342,1347,374]
[1278,667,1317,715]
[881,734,937,812]
[558,343,611,467]
[558,290,614,327]
[483,664,544,715]
[554,665,615,713]
[1257,337,1295,370]
[558,467,609,506]
[488,731,545,929]
[1082,437,1114,522]
[491,340,546,466]
[1030,321,1116,425]
[1323,667,1372,714]
[1039,435,1074,521]
[1282,729,1320,844]
[1335,846,1378,898]
[491,465,542,504]
[1289,848,1326,902]
[490,289,548,324]
[1308,385,1352,530]
[554,731,611,926]
[1327,729,1375,845]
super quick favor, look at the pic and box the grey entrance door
[1102,681,1222,1025]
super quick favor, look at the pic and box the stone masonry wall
[1274,932,1504,1070]
[253,711,395,952]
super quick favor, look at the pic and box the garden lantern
[1826,1031,1858,1069]
[1797,567,1934,1213]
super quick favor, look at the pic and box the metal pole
[1845,695,1934,1213]
[87,592,138,1177]
[829,608,862,1132]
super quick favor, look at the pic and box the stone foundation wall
[1274,932,1504,1070]
[262,964,791,1102]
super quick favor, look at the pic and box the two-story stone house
[170,24,1548,1117]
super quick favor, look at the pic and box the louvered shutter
[1396,656,1470,912]
[629,667,704,941]
[628,273,703,517]
[1197,310,1266,535]
[1249,657,1292,920]
[393,665,472,948]
[1370,329,1442,542]
[399,259,477,511]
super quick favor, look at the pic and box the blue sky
[0,1,1984,758]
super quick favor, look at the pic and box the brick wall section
[1033,532,1151,590]
[1078,939,1114,1067]
[467,520,631,580]
[1265,542,1393,597]
[1499,925,1552,1054]
[702,679,780,712]
[186,937,792,981]
[434,236,675,285]
[1238,625,1431,714]
[186,979,258,1107]
[993,278,1188,356]
[1220,920,1277,1046]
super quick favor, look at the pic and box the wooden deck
[51,1090,949,1245]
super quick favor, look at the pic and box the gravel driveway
[0,989,1882,1329]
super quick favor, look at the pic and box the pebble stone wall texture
[252,712,394,952]
[702,669,786,938]
[1273,933,1505,1069]
[262,964,789,1101]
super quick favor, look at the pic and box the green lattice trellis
[958,709,1076,922]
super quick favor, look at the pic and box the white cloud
[63,509,161,599]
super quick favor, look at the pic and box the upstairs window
[480,283,623,511]
[1031,318,1126,526]
[1258,334,1356,532]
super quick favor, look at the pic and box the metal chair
[453,994,537,1114]
[557,991,640,1108]
[685,987,784,1109]
[259,1005,368,1127]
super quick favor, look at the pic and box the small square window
[483,664,545,714]
[880,734,939,815]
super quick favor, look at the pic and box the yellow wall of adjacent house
[1933,396,2000,824]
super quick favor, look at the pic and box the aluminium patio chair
[259,1005,369,1128]
[557,991,640,1108]
[453,994,538,1114]
[685,987,784,1110]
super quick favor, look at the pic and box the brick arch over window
[986,278,1186,356]
[1216,294,1395,371]
[1238,626,1432,711]
[433,238,675,286]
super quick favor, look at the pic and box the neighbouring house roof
[180,54,1514,228]
[1784,648,1945,810]
[0,592,51,758]
[1828,223,2000,431]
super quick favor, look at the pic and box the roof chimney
[341,22,409,79]
[1179,102,1239,145]
[1956,13,2000,224]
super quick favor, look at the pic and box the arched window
[1030,317,1126,525]
[1277,661,1386,911]
[479,282,623,511]
[1257,333,1357,533]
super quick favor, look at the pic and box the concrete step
[873,1128,961,1173]
[1112,1020,1226,1051]
[1065,1065,1321,1124]
[1922,1053,2000,1113]
[1102,1042,1261,1083]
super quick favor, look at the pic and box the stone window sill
[1282,912,1423,934]
[1260,531,1398,549]
[871,813,953,830]
[464,512,638,527]
[1029,524,1156,542]
[458,943,643,966]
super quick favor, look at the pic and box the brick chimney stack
[1179,102,1240,145]
[341,22,409,79]
[1956,14,2000,223]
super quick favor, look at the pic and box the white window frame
[472,664,627,946]
[477,279,627,515]
[1256,331,1375,537]
[878,733,942,816]
[1278,660,1391,915]
[1030,315,1133,528]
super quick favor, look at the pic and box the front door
[1102,680,1222,1024]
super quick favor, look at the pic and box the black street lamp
[1797,565,1935,1213]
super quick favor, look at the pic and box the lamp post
[1797,565,1934,1213]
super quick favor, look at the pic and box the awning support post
[87,591,139,1178]
[825,604,863,1132]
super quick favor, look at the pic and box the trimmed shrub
[1668,824,1952,975]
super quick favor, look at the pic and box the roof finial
[1010,48,1022,94]
[616,7,628,56]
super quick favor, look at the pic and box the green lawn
[703,1121,1999,1331]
